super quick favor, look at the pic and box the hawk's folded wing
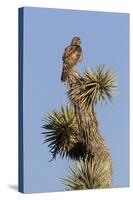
[61,44,82,82]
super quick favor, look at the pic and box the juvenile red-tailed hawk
[61,36,83,82]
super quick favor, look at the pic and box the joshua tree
[42,65,117,190]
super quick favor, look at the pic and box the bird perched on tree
[61,36,83,82]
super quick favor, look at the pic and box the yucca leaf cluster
[42,105,86,160]
[62,155,112,189]
[68,65,117,111]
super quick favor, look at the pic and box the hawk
[61,36,83,82]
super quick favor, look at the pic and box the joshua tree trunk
[67,70,112,187]
[43,65,116,189]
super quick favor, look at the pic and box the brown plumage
[61,37,83,82]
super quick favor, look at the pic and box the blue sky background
[22,7,129,193]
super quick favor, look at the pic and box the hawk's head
[71,36,81,46]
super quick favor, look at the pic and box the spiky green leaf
[62,155,112,190]
[68,65,117,111]
[42,105,85,160]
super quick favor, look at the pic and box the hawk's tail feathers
[61,64,68,82]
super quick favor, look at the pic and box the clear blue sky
[22,7,129,193]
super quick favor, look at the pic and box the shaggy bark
[67,70,112,187]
